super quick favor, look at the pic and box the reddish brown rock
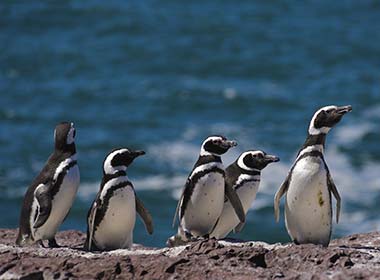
[0,229,380,279]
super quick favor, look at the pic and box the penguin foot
[15,234,34,247]
[48,238,60,248]
[36,240,46,248]
[166,235,188,247]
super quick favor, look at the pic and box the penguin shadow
[219,237,247,244]
[39,242,85,251]
[34,237,88,252]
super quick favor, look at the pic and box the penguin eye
[325,109,334,114]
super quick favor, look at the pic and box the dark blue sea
[1,1,380,247]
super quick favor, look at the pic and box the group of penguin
[15,104,352,251]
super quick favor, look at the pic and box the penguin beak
[264,154,280,163]
[223,140,237,148]
[131,150,146,158]
[336,105,352,115]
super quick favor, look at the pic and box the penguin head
[237,150,280,171]
[54,122,76,152]
[309,105,352,135]
[200,135,237,156]
[103,148,145,174]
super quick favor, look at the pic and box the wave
[364,104,380,119]
[77,175,186,202]
[334,122,374,145]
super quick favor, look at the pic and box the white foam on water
[76,182,100,201]
[147,141,199,170]
[334,122,374,145]
[250,196,271,211]
[364,104,380,118]
[338,210,380,235]
[223,88,237,100]
[77,175,187,201]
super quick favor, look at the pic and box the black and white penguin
[84,148,153,251]
[210,150,279,239]
[168,135,245,246]
[274,105,352,246]
[16,122,80,247]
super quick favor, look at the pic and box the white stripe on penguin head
[200,136,223,156]
[103,149,129,175]
[237,151,262,172]
[308,105,337,135]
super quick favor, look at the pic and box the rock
[1,229,380,279]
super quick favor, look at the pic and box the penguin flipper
[135,196,154,235]
[274,174,291,223]
[233,221,245,233]
[85,199,99,251]
[225,183,245,223]
[172,179,189,228]
[172,193,183,228]
[322,158,341,224]
[33,183,52,228]
[326,170,341,224]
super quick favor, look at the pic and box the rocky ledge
[1,229,380,279]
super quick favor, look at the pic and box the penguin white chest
[235,180,260,213]
[285,157,331,245]
[94,186,136,250]
[33,164,80,240]
[211,179,260,239]
[182,172,224,236]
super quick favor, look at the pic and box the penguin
[168,135,245,246]
[16,122,80,247]
[274,105,352,246]
[84,148,153,251]
[210,150,279,239]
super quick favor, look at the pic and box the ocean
[1,1,379,247]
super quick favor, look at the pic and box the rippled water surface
[1,1,380,247]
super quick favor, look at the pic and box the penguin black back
[16,122,78,246]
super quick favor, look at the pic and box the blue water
[1,1,380,247]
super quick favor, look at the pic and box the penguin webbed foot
[35,240,46,248]
[166,229,197,247]
[48,238,60,248]
[166,234,187,247]
[15,234,33,247]
[202,233,210,239]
